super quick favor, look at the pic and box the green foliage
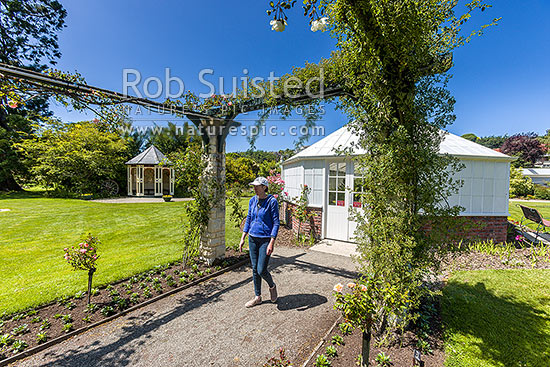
[62,323,72,333]
[168,135,203,197]
[39,319,50,331]
[331,335,344,346]
[36,332,48,344]
[226,155,259,188]
[147,122,196,155]
[338,322,353,336]
[16,122,129,195]
[0,0,67,65]
[293,184,315,245]
[0,334,13,347]
[534,185,550,200]
[226,185,247,229]
[461,133,478,142]
[314,354,331,367]
[10,339,27,353]
[476,135,508,149]
[11,324,29,336]
[375,352,392,366]
[333,277,411,343]
[509,166,534,197]
[325,345,338,358]
[264,0,499,349]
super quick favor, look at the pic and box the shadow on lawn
[442,281,550,367]
[0,190,46,200]
[30,250,355,366]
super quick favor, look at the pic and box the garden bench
[517,204,550,239]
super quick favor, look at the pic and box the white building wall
[303,160,325,206]
[447,159,510,216]
[282,162,303,201]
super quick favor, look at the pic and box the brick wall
[421,216,508,243]
[282,201,323,240]
[282,200,507,243]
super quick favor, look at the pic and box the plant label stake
[412,349,424,367]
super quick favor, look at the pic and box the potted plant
[163,195,172,202]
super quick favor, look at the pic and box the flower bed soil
[302,298,445,367]
[0,249,248,363]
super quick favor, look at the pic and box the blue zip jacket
[243,194,280,238]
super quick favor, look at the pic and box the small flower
[274,194,278,198]
[80,249,87,253]
[270,19,287,32]
[311,17,328,32]
[333,283,344,292]
[63,248,68,252]
[8,100,18,108]
[92,118,99,123]
[347,282,356,289]
[84,243,89,247]
[360,285,368,292]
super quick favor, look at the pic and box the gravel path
[13,247,357,367]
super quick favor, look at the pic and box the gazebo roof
[125,145,173,165]
[283,124,515,164]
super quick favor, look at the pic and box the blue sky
[49,0,550,152]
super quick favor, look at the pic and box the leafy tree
[169,140,203,197]
[476,135,508,149]
[265,1,499,362]
[509,166,534,197]
[501,133,544,167]
[0,0,66,65]
[0,0,67,190]
[537,129,550,153]
[16,121,128,195]
[225,155,259,188]
[461,133,479,142]
[147,122,195,155]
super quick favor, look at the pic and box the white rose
[270,19,287,32]
[311,17,328,32]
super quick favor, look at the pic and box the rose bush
[64,234,100,304]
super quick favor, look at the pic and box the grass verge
[442,269,550,367]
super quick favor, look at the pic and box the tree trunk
[87,269,95,305]
[361,328,371,367]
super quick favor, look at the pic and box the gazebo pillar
[136,165,144,196]
[127,166,132,196]
[170,168,175,195]
[154,165,162,196]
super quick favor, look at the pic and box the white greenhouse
[281,124,515,243]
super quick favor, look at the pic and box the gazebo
[125,145,175,197]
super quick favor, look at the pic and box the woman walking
[239,176,280,308]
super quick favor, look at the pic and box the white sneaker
[245,296,262,308]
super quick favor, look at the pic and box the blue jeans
[249,235,275,297]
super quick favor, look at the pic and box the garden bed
[302,297,445,367]
[0,249,248,364]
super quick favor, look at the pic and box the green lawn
[509,200,550,232]
[0,193,248,315]
[442,269,550,367]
